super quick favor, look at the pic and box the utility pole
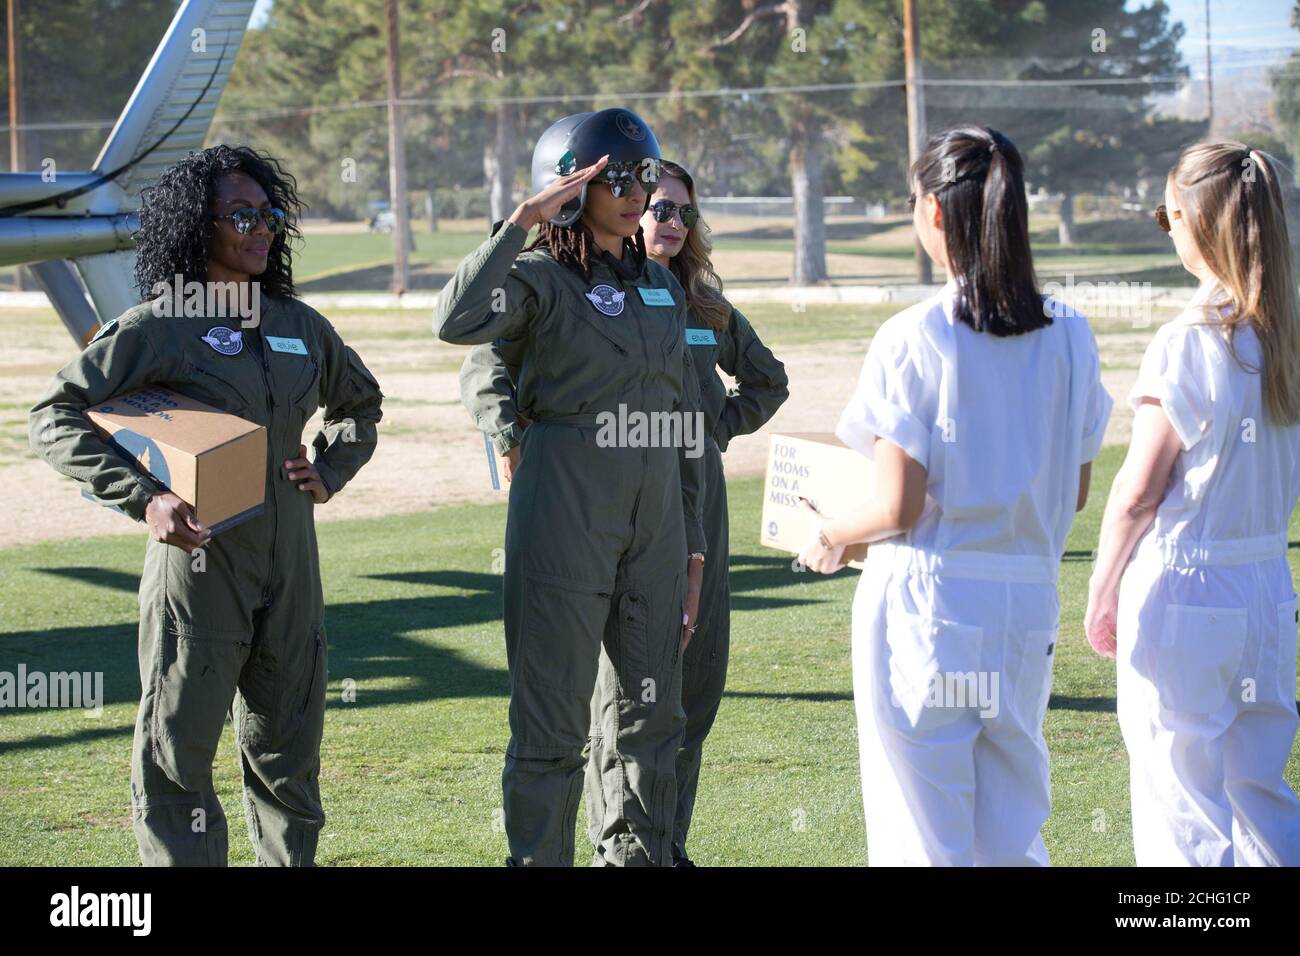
[384,0,410,295]
[7,0,25,290]
[1205,0,1214,130]
[903,0,931,284]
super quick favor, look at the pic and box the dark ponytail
[911,126,1047,337]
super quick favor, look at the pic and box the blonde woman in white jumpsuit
[800,126,1112,865]
[1085,142,1300,866]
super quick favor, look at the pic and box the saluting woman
[436,108,706,867]
[462,159,789,866]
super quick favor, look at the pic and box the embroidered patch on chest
[584,284,626,316]
[200,327,243,356]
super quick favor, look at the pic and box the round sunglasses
[1154,204,1183,234]
[214,206,287,236]
[649,199,698,230]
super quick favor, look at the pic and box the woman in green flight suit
[464,160,789,865]
[435,108,707,867]
[28,145,383,866]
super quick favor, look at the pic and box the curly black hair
[524,194,649,282]
[133,144,305,301]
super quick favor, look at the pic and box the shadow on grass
[0,567,510,751]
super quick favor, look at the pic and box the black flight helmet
[530,107,664,227]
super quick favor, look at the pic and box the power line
[3,71,1228,134]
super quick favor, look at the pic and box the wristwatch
[818,520,834,550]
[688,552,705,564]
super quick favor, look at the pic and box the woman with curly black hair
[29,144,384,866]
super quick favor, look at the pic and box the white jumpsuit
[1118,283,1300,866]
[838,281,1111,866]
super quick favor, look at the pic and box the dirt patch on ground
[0,307,1139,547]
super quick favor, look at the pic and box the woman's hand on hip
[286,444,331,504]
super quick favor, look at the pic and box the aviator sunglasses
[214,206,288,236]
[649,199,699,230]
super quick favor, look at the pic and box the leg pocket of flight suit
[611,589,652,699]
[520,574,606,695]
[884,609,983,730]
[1156,604,1249,714]
[1276,596,1299,707]
[1013,630,1058,728]
[237,625,325,752]
[152,620,249,790]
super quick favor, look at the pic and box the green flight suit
[464,298,788,864]
[28,295,383,866]
[437,219,706,867]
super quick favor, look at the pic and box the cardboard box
[760,432,874,569]
[85,386,266,534]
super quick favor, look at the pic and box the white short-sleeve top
[1129,281,1300,543]
[837,279,1112,562]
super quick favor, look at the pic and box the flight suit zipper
[249,328,279,610]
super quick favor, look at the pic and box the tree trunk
[790,114,828,285]
[1058,190,1076,247]
[483,102,518,227]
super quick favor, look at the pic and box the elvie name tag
[266,336,308,355]
[637,287,675,306]
[686,328,717,346]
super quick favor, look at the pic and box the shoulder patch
[88,319,118,344]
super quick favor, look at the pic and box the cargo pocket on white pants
[885,610,983,730]
[1277,597,1298,707]
[1156,604,1249,714]
[1013,629,1058,727]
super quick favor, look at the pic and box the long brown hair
[1171,141,1300,425]
[656,160,731,331]
[911,126,1047,337]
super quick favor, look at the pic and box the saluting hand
[510,155,610,231]
[286,444,331,503]
[145,491,211,552]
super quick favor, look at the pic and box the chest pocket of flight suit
[184,359,252,415]
[286,356,321,420]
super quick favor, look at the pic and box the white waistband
[1139,532,1288,568]
[871,542,1059,584]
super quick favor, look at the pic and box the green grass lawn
[1,444,1297,866]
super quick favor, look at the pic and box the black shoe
[672,857,696,867]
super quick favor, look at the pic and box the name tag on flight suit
[685,328,717,346]
[637,287,675,306]
[266,336,309,355]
